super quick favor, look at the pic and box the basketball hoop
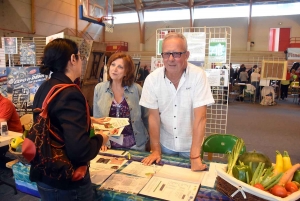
[98,16,115,33]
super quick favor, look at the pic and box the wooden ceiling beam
[189,0,195,28]
[134,0,145,48]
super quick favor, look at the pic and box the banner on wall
[151,57,164,72]
[4,37,18,54]
[183,32,206,67]
[46,32,64,44]
[209,38,227,63]
[20,43,36,65]
[205,69,229,87]
[6,67,47,116]
[287,48,300,60]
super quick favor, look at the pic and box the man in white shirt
[139,32,214,171]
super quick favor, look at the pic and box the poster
[287,48,300,60]
[0,67,7,96]
[0,48,5,67]
[6,67,47,116]
[183,32,206,67]
[4,37,18,54]
[20,43,36,65]
[151,57,164,72]
[209,38,227,63]
[205,69,229,86]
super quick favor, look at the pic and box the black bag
[22,84,90,181]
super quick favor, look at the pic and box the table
[291,86,300,104]
[0,131,22,147]
[95,150,230,201]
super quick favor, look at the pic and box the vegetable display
[226,149,300,199]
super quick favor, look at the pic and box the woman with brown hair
[93,52,149,151]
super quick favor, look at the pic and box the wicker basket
[8,138,30,164]
[216,176,268,201]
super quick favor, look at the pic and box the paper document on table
[201,163,227,188]
[139,176,200,201]
[90,155,127,170]
[90,167,115,185]
[139,164,205,201]
[120,161,162,178]
[99,173,150,194]
[156,164,205,184]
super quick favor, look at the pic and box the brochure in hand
[93,117,129,137]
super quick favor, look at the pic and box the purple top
[109,97,136,148]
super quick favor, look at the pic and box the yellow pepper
[273,150,283,175]
[10,136,24,149]
[283,151,293,172]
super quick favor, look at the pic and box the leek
[227,138,245,176]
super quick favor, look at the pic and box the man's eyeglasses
[161,52,186,59]
[75,54,86,60]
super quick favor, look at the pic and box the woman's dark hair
[107,52,135,87]
[39,38,79,75]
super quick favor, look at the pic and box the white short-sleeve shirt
[139,63,215,152]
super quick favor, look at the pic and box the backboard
[79,0,114,32]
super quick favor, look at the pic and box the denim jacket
[93,81,149,147]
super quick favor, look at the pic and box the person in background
[248,64,257,82]
[0,93,23,133]
[250,68,261,100]
[229,63,234,86]
[239,67,248,94]
[93,52,149,151]
[280,69,291,101]
[32,38,108,201]
[0,93,23,157]
[140,32,214,171]
[143,64,150,79]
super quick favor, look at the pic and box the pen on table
[121,150,126,155]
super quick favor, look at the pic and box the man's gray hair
[162,32,188,51]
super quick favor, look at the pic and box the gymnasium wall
[1,0,300,52]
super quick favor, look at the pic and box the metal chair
[201,134,246,161]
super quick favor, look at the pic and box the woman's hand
[95,131,109,147]
[91,117,110,125]
[100,145,108,152]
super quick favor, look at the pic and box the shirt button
[174,128,176,129]
[130,108,132,111]
[170,82,172,84]
[132,121,134,123]
[175,105,177,107]
[175,137,178,138]
[174,116,176,118]
[135,133,137,135]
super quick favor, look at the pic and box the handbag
[22,84,90,181]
